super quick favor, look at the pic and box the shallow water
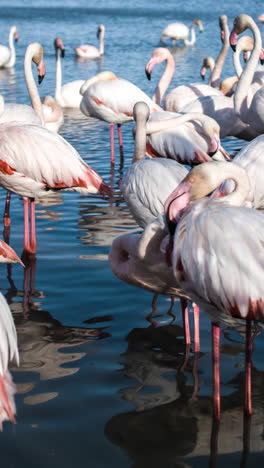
[0,1,263,467]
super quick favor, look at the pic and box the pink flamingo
[80,71,162,164]
[74,25,105,59]
[160,19,204,46]
[164,160,264,419]
[0,104,112,256]
[54,37,85,109]
[0,26,18,68]
[0,240,24,427]
[230,14,264,135]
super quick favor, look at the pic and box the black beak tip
[38,74,45,85]
[201,75,205,80]
[61,49,65,58]
[208,151,216,157]
[261,59,264,66]
[145,70,151,81]
[230,44,236,52]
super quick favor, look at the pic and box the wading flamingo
[0,102,112,256]
[160,19,204,46]
[80,71,162,164]
[54,37,85,109]
[164,161,264,420]
[74,25,105,59]
[0,26,19,68]
[230,14,264,135]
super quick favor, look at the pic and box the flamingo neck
[24,48,44,124]
[185,23,196,46]
[133,117,147,163]
[54,49,62,101]
[152,53,175,106]
[145,112,216,138]
[98,31,104,55]
[234,17,262,116]
[210,18,229,88]
[6,29,16,67]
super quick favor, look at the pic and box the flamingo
[164,160,264,419]
[80,71,162,164]
[144,110,230,165]
[160,19,203,46]
[145,47,222,112]
[0,240,24,428]
[54,37,85,109]
[230,14,264,135]
[0,26,19,69]
[74,25,105,59]
[200,56,215,82]
[0,98,112,256]
[112,102,200,347]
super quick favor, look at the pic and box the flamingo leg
[23,198,30,254]
[180,298,191,345]
[30,198,37,254]
[212,321,221,421]
[110,124,115,165]
[3,191,11,228]
[117,124,124,163]
[193,303,200,353]
[245,320,253,415]
[23,198,37,256]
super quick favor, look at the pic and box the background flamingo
[0,26,18,68]
[160,19,204,46]
[74,24,105,59]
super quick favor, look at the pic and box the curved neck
[98,31,104,55]
[6,29,16,67]
[152,54,175,105]
[24,47,44,124]
[234,17,262,115]
[185,23,196,46]
[54,49,62,100]
[210,19,229,88]
[133,117,147,163]
[146,112,216,137]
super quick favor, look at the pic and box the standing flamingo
[164,160,264,419]
[160,19,204,46]
[80,71,162,164]
[74,25,105,59]
[54,37,85,109]
[0,26,19,68]
[0,110,112,256]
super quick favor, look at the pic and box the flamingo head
[97,24,105,38]
[145,47,173,80]
[31,43,46,84]
[11,26,19,42]
[54,37,65,58]
[0,240,24,267]
[230,14,251,52]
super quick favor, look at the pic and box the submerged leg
[180,298,190,345]
[110,124,115,165]
[245,320,253,416]
[117,124,124,164]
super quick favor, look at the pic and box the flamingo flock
[0,10,263,434]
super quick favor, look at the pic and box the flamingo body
[74,25,105,59]
[161,20,203,46]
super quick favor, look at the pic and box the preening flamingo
[230,14,264,135]
[54,37,85,109]
[0,110,112,255]
[80,71,162,164]
[74,24,105,59]
[0,26,19,69]
[164,161,264,419]
[145,47,222,112]
[144,110,230,165]
[160,19,204,46]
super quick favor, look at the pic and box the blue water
[0,1,263,467]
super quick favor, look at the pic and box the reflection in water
[105,324,264,467]
[6,258,111,405]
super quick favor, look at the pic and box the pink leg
[117,124,124,163]
[245,320,252,415]
[110,124,115,165]
[212,321,221,421]
[23,198,30,253]
[3,191,11,228]
[180,298,191,345]
[30,199,37,254]
[193,304,200,353]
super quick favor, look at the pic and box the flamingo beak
[38,60,46,85]
[229,30,237,52]
[14,33,19,42]
[208,134,220,156]
[61,48,65,58]
[200,67,206,80]
[164,181,192,233]
[145,68,151,81]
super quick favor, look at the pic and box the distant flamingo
[230,14,264,135]
[0,109,112,256]
[145,47,222,112]
[164,160,264,419]
[74,25,105,59]
[80,71,162,164]
[200,56,215,82]
[0,26,18,68]
[54,37,85,109]
[160,19,204,46]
